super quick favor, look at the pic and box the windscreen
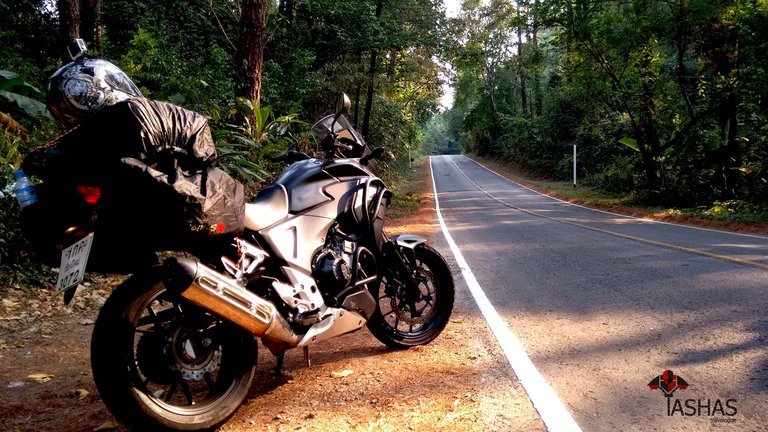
[310,114,366,148]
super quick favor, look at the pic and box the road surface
[429,155,768,432]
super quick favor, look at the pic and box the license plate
[56,233,94,294]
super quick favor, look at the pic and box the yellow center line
[446,156,768,272]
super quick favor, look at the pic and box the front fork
[382,234,428,316]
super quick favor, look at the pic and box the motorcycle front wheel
[367,243,454,349]
[91,266,257,431]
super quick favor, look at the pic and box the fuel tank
[274,158,378,214]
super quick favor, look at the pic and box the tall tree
[361,0,384,140]
[80,0,102,55]
[235,0,268,107]
[57,0,80,61]
[516,0,528,117]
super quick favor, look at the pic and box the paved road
[430,155,768,432]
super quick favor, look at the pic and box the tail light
[75,185,101,204]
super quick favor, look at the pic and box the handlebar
[335,138,355,151]
[270,150,311,164]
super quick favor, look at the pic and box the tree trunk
[362,49,378,140]
[387,50,396,82]
[80,0,101,52]
[719,94,741,199]
[353,50,363,128]
[235,0,268,108]
[517,0,528,117]
[532,0,542,118]
[57,0,80,62]
[361,0,384,141]
[705,21,741,199]
[564,0,574,83]
[638,109,663,195]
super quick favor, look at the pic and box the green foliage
[210,100,304,196]
[691,200,768,224]
[444,0,768,212]
[0,0,60,87]
[618,138,639,152]
[422,112,462,155]
[583,155,639,195]
[0,0,452,284]
[0,70,53,122]
[0,70,57,171]
[103,0,238,110]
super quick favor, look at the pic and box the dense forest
[1,0,767,274]
[432,0,768,210]
[1,0,447,176]
[0,0,448,273]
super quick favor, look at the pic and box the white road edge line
[430,156,582,432]
[463,155,768,240]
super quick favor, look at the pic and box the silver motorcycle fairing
[274,159,334,213]
[297,307,367,346]
[258,171,381,273]
[225,157,385,348]
[389,234,427,249]
[275,158,379,214]
[260,213,332,272]
[255,180,377,316]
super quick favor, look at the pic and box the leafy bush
[690,200,768,224]
[209,100,305,197]
[583,155,639,195]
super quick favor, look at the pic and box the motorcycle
[49,94,456,431]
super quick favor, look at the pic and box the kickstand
[303,346,311,367]
[274,352,285,376]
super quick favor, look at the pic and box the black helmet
[47,58,143,128]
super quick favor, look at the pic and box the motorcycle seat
[244,184,289,231]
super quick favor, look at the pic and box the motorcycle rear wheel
[367,244,454,349]
[91,266,257,431]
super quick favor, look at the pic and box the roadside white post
[408,146,412,169]
[572,144,577,188]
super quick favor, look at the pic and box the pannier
[20,98,245,272]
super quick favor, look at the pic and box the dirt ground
[0,161,544,432]
[3,157,762,431]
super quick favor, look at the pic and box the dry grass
[384,159,437,239]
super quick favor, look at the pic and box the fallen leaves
[2,298,20,308]
[69,388,90,400]
[93,419,119,431]
[27,373,55,383]
[330,369,354,378]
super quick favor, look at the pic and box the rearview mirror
[336,93,351,115]
[360,146,386,166]
[269,122,289,136]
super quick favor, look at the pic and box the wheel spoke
[180,379,194,406]
[204,372,215,391]
[137,307,176,329]
[137,315,157,328]
[164,381,178,402]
